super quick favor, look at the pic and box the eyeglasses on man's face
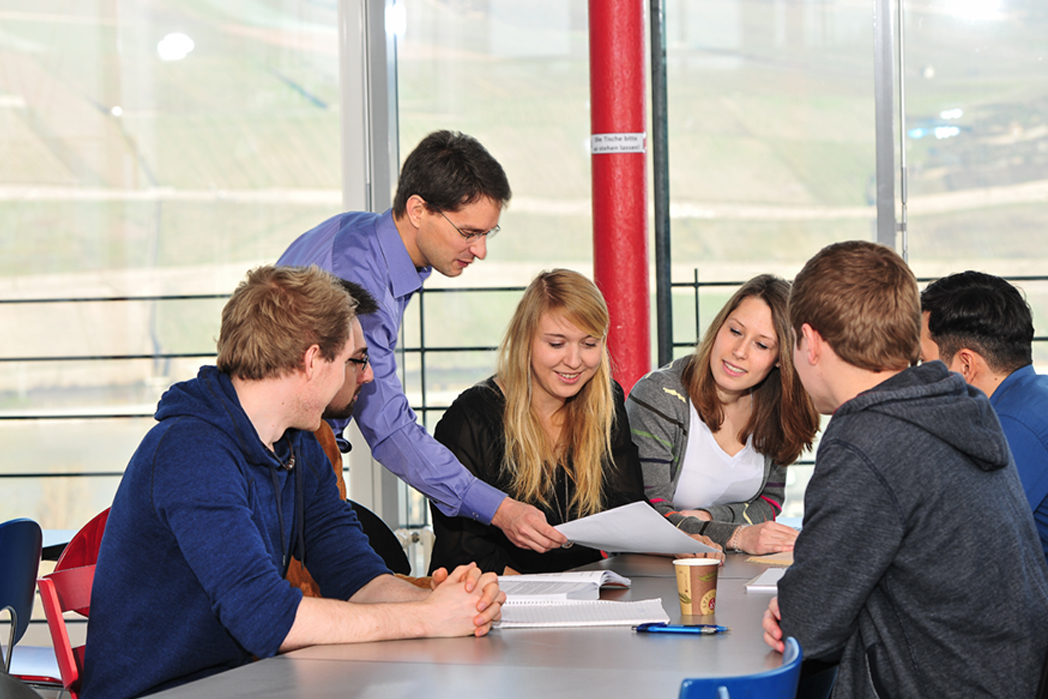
[347,353,369,372]
[437,208,500,243]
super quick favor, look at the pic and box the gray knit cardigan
[624,356,787,546]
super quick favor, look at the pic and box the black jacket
[428,377,647,574]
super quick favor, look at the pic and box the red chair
[52,508,108,617]
[37,565,95,699]
[54,508,109,571]
[10,509,109,690]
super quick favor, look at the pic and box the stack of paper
[496,569,667,628]
[745,567,786,592]
[497,599,669,629]
[498,570,631,602]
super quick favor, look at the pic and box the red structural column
[589,0,650,393]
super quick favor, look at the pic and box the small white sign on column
[590,132,647,154]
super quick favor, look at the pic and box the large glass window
[394,0,592,469]
[662,0,879,515]
[0,1,342,527]
[396,0,877,518]
[902,0,1048,368]
[6,0,1046,530]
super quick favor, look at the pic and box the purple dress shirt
[278,209,506,523]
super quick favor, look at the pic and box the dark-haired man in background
[279,130,566,555]
[921,270,1048,557]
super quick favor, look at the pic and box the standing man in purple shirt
[279,130,566,553]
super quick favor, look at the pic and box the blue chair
[679,637,803,699]
[0,518,43,673]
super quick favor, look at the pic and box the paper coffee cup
[673,558,719,616]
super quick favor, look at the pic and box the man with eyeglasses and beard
[279,130,567,556]
[82,266,504,699]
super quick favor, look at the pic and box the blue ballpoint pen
[632,622,731,635]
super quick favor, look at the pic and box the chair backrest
[53,508,109,616]
[0,671,45,699]
[0,518,43,672]
[1037,642,1048,699]
[679,637,803,699]
[55,508,110,572]
[37,564,95,698]
[348,500,411,575]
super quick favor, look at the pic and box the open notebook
[497,570,631,602]
[497,598,669,629]
[496,570,668,628]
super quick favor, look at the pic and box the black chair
[0,672,44,699]
[1037,644,1048,699]
[0,518,42,674]
[348,500,411,575]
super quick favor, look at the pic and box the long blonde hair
[496,269,615,518]
[681,274,819,466]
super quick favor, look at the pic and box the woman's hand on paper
[676,534,725,562]
[736,521,798,554]
[677,508,712,521]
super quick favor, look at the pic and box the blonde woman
[626,274,820,554]
[428,269,649,574]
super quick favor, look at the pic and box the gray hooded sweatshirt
[779,361,1048,698]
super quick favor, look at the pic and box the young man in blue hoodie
[82,266,504,699]
[762,241,1048,697]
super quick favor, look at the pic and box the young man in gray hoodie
[762,241,1048,698]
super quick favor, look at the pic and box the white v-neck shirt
[673,402,764,510]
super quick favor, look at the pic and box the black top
[428,377,648,574]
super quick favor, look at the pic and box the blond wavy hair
[496,269,614,518]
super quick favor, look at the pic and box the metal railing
[5,273,1048,492]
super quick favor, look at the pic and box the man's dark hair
[337,279,379,316]
[392,130,511,216]
[921,271,1033,374]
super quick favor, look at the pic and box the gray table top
[151,553,783,699]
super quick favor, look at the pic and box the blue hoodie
[82,366,389,699]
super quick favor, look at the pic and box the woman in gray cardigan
[625,275,820,554]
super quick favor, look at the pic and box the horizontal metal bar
[0,414,154,421]
[0,471,125,478]
[418,286,525,294]
[0,349,501,363]
[0,353,214,363]
[672,275,1048,290]
[0,294,229,304]
[0,287,527,305]
[670,280,744,289]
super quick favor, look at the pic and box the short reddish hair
[789,241,920,372]
[217,265,355,380]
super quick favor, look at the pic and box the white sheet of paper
[554,501,718,554]
[745,567,786,592]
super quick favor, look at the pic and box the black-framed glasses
[438,209,500,242]
[347,353,369,371]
